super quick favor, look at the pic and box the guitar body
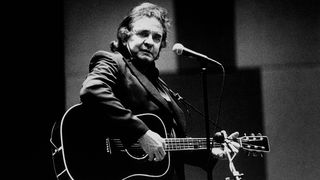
[53,103,171,180]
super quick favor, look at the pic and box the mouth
[140,50,153,57]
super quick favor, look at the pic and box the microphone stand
[199,57,225,180]
[199,61,212,180]
[201,64,243,180]
[174,45,225,180]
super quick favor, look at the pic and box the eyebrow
[134,29,162,34]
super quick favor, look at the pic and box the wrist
[139,130,151,141]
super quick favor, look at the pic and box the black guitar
[50,103,270,180]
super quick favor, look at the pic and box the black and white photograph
[10,0,319,180]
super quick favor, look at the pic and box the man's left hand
[211,130,240,159]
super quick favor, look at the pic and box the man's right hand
[138,130,166,161]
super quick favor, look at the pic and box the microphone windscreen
[172,43,184,55]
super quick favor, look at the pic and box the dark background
[6,0,64,179]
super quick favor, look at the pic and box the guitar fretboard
[109,135,269,153]
[110,138,222,152]
[165,138,221,151]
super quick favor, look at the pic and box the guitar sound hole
[126,144,147,159]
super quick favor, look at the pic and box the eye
[135,30,149,38]
[152,33,162,43]
[133,30,162,43]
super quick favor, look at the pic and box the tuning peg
[257,133,262,136]
[260,153,264,158]
[246,151,252,157]
[252,152,258,157]
[247,151,264,158]
[255,152,264,158]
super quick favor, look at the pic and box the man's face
[127,17,163,63]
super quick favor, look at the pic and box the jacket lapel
[123,58,171,111]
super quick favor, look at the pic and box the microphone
[172,43,221,65]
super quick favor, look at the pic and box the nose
[143,34,154,46]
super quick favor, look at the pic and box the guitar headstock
[237,133,270,154]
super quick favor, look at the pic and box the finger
[159,147,166,157]
[154,151,161,161]
[229,141,241,149]
[224,146,231,153]
[228,144,239,153]
[228,131,239,139]
[211,147,224,156]
[219,153,225,159]
[218,148,229,159]
[215,131,222,136]
[148,153,154,161]
[221,130,227,138]
[213,148,225,159]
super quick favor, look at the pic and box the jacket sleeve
[79,51,149,145]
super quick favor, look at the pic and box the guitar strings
[110,138,223,150]
[111,138,267,151]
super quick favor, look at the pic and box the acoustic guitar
[50,103,270,180]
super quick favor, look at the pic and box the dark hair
[110,2,170,52]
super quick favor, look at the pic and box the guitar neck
[110,135,269,153]
[164,138,221,151]
[110,138,222,152]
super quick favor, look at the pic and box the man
[79,2,239,179]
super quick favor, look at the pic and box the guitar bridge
[106,138,112,154]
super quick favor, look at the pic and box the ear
[154,50,160,60]
[119,27,131,44]
[161,41,167,49]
